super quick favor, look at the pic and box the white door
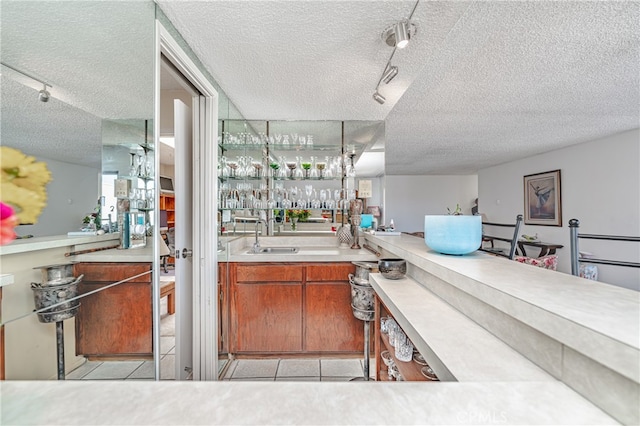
[174,99,193,380]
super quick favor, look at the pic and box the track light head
[373,91,386,105]
[38,84,50,102]
[382,20,416,49]
[382,65,398,84]
[394,21,410,49]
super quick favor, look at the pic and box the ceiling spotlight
[394,21,410,49]
[382,65,398,84]
[38,84,50,102]
[373,91,386,105]
[382,21,416,49]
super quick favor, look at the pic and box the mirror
[0,1,156,380]
[1,0,155,237]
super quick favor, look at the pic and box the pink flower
[0,202,18,245]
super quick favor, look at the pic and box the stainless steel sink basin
[250,247,299,254]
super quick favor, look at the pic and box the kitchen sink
[250,247,299,254]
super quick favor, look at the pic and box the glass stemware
[316,162,326,179]
[129,153,137,177]
[294,157,304,179]
[286,161,297,179]
[305,184,313,203]
[301,159,312,178]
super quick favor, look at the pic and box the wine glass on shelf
[320,189,327,208]
[286,161,297,179]
[294,157,304,179]
[129,153,137,177]
[311,190,321,209]
[305,184,313,204]
[301,159,312,178]
[316,161,326,179]
[227,161,238,178]
[146,155,154,178]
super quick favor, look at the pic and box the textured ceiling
[159,0,640,175]
[2,1,638,176]
[1,1,155,168]
[1,76,103,168]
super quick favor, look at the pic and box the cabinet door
[75,263,152,358]
[232,282,303,352]
[231,263,304,353]
[305,281,364,352]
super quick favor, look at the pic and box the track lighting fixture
[381,20,417,49]
[372,0,419,104]
[38,84,51,102]
[382,65,398,84]
[394,21,410,49]
[1,62,53,103]
[372,91,386,105]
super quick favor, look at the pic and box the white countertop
[0,233,120,256]
[370,272,553,383]
[226,236,378,262]
[0,273,15,287]
[73,244,154,263]
[2,380,616,425]
[364,234,640,383]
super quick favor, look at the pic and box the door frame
[155,20,219,380]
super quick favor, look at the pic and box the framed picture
[366,206,381,218]
[524,169,562,226]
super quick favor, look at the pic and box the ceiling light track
[1,62,53,103]
[372,0,420,105]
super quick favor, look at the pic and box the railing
[480,214,523,260]
[569,218,640,276]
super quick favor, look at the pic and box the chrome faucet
[253,219,266,253]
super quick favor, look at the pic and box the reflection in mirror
[0,1,156,381]
[1,73,103,237]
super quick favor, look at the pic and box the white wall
[384,175,478,232]
[16,158,100,238]
[479,129,640,290]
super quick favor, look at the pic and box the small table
[160,280,175,315]
[517,241,564,257]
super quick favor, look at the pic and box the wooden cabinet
[305,263,364,352]
[218,262,228,354]
[229,262,364,355]
[374,295,436,381]
[230,263,303,353]
[75,262,152,359]
[160,193,175,228]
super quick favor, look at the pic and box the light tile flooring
[68,270,375,381]
[67,298,177,381]
[223,358,376,381]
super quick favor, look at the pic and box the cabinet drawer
[235,263,303,282]
[75,263,151,283]
[306,263,354,281]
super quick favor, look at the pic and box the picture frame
[366,205,381,218]
[524,169,562,226]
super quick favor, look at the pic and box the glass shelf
[272,176,341,181]
[121,174,154,182]
[118,142,154,152]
